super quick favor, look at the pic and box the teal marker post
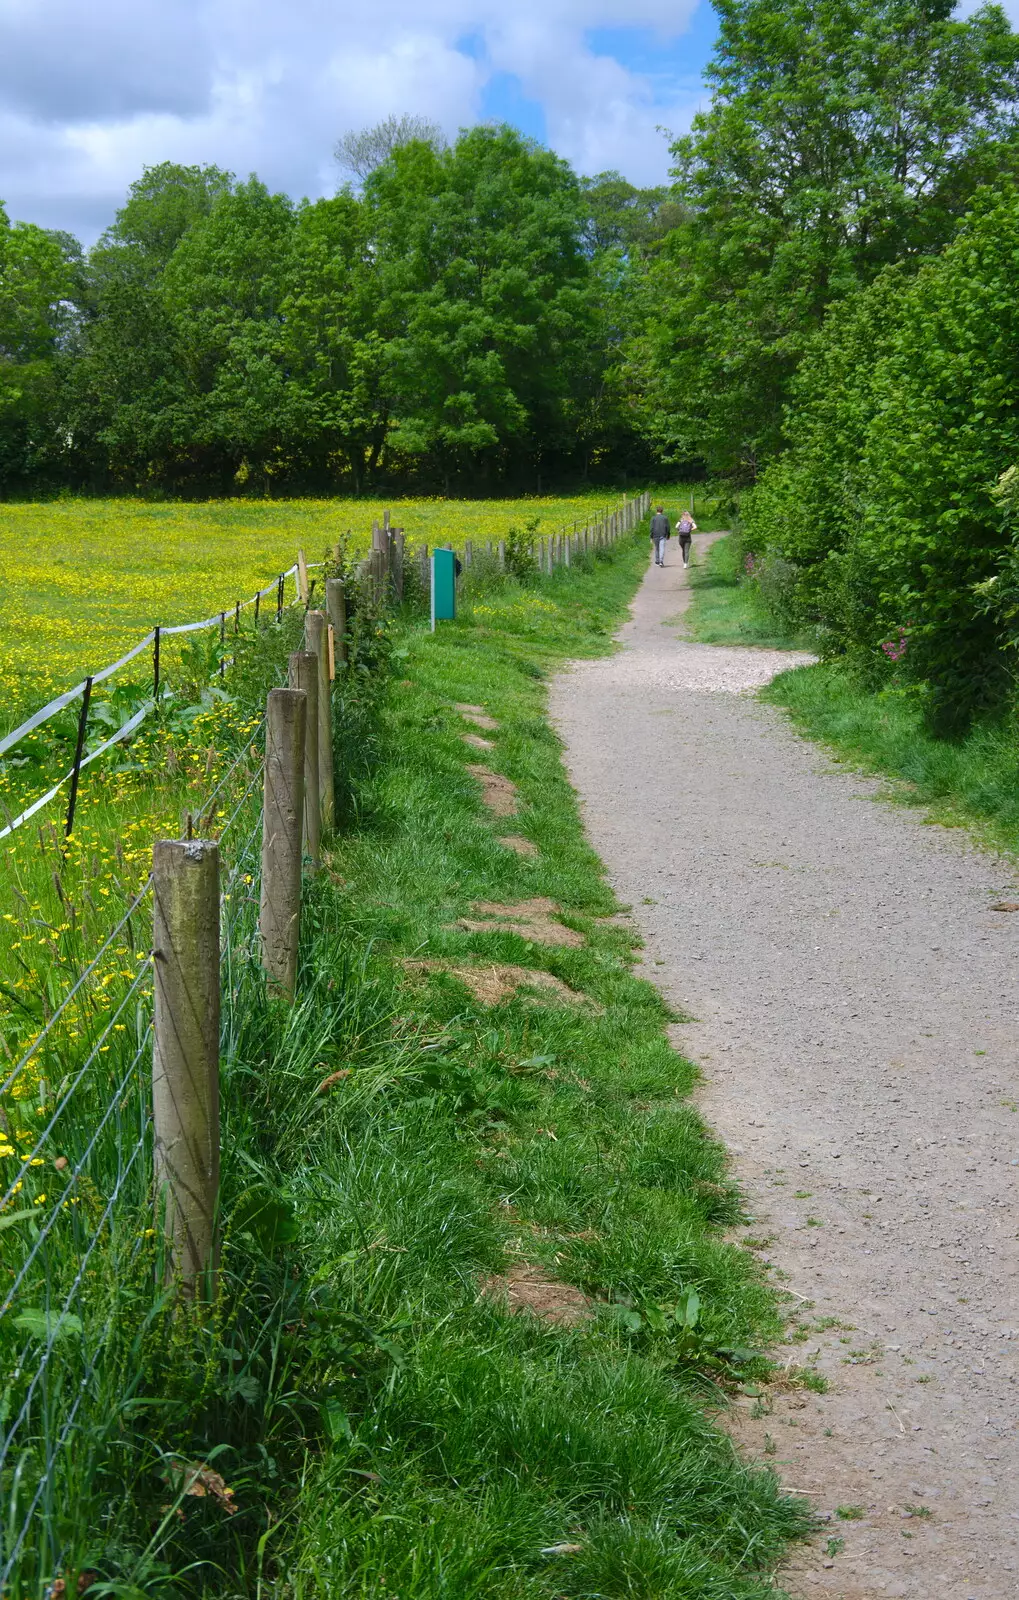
[431,546,457,631]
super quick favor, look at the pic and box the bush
[744,186,1019,730]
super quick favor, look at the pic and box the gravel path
[550,537,1019,1600]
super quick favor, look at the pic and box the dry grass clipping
[403,958,597,1009]
[457,897,584,947]
[480,1263,591,1326]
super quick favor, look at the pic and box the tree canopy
[630,0,1019,478]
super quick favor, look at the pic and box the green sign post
[431,546,457,631]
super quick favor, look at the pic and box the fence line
[0,488,653,1587]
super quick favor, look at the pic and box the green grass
[7,529,813,1596]
[763,661,1019,854]
[685,535,813,650]
[269,538,811,1595]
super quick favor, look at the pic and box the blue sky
[0,0,721,243]
[480,10,718,151]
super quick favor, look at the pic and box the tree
[631,0,1019,479]
[103,162,234,269]
[364,125,604,484]
[335,115,446,184]
[0,202,78,488]
[743,187,1019,731]
[580,172,684,256]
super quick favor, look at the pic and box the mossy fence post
[152,838,221,1295]
[260,687,307,999]
[288,652,320,868]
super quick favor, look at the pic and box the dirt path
[550,537,1019,1600]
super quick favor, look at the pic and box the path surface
[550,538,1019,1600]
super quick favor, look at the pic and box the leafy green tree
[366,125,604,484]
[580,172,684,256]
[104,162,234,269]
[744,187,1019,730]
[632,0,1019,478]
[280,196,391,489]
[0,202,78,488]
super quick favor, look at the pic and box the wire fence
[0,490,650,1589]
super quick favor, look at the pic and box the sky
[0,0,722,245]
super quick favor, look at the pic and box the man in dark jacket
[650,506,670,566]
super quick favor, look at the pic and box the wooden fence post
[260,687,307,999]
[326,576,348,667]
[152,837,220,1294]
[288,652,320,866]
[306,610,334,831]
[297,549,309,605]
[418,544,429,597]
[497,539,506,572]
[393,530,405,603]
[464,539,473,570]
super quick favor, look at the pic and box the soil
[466,764,519,816]
[457,898,585,947]
[480,1263,591,1325]
[550,536,1019,1600]
[402,958,593,1009]
[499,835,539,858]
[462,732,495,751]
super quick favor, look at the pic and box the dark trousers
[679,534,692,564]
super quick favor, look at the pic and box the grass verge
[267,539,810,1594]
[764,661,1019,854]
[686,534,813,650]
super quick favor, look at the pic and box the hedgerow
[743,185,1019,732]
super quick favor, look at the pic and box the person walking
[677,509,697,569]
[650,505,670,567]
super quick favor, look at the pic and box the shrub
[744,186,1019,730]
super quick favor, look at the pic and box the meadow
[0,493,625,721]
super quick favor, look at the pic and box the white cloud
[0,0,705,240]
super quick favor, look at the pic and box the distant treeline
[3,0,1019,528]
[0,129,675,497]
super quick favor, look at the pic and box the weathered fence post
[297,549,310,605]
[326,576,348,667]
[288,652,320,866]
[464,539,473,570]
[152,837,220,1294]
[260,688,306,998]
[497,539,506,573]
[305,609,334,831]
[418,544,429,598]
[393,530,405,603]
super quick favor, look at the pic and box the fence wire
[0,498,650,1589]
[0,666,272,1594]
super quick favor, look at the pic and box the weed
[825,1536,845,1558]
[837,1505,866,1521]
